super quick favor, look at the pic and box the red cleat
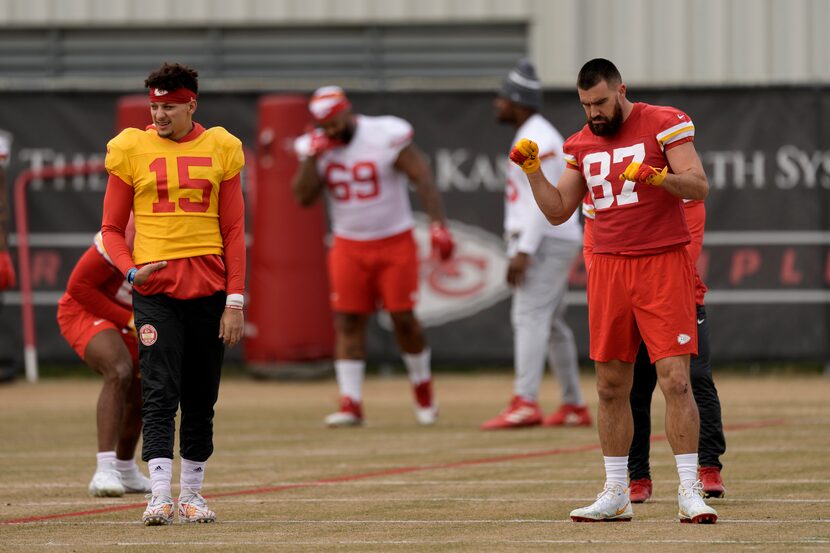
[412,380,438,426]
[629,478,653,503]
[480,396,542,430]
[324,396,364,427]
[699,466,726,498]
[542,404,592,427]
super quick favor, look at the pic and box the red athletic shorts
[587,245,697,364]
[57,296,139,363]
[328,230,419,314]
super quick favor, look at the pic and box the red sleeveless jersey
[563,102,694,254]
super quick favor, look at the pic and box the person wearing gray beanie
[500,58,543,111]
[482,59,589,431]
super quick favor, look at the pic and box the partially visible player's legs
[378,230,435,425]
[572,252,640,521]
[627,343,657,502]
[134,292,182,526]
[655,354,699,461]
[327,312,370,427]
[482,242,560,430]
[690,305,727,497]
[115,358,151,494]
[656,354,717,523]
[177,293,224,523]
[570,360,634,522]
[534,239,589,427]
[84,329,141,497]
[390,310,437,425]
[544,299,592,427]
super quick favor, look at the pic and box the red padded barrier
[245,95,334,362]
[116,95,152,131]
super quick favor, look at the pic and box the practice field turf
[1,373,828,552]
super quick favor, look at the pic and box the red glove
[430,223,455,261]
[309,129,342,157]
[0,251,16,290]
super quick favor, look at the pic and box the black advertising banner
[0,87,827,367]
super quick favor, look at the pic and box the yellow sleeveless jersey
[105,126,244,264]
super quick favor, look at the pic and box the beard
[588,101,623,136]
[335,121,356,144]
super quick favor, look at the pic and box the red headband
[148,87,197,103]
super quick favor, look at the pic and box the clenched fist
[509,139,540,174]
[619,161,668,187]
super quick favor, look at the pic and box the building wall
[0,0,827,87]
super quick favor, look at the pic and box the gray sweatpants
[510,236,583,405]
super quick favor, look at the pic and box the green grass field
[1,373,828,552]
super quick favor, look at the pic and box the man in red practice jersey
[57,224,151,497]
[510,58,717,524]
[583,196,727,503]
[101,62,245,526]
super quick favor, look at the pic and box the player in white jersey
[481,59,591,430]
[293,86,455,427]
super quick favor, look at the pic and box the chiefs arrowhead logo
[379,216,510,329]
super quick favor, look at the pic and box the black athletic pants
[134,291,226,463]
[628,304,726,480]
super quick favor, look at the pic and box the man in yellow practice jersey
[101,62,245,526]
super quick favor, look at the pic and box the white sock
[115,457,137,473]
[180,458,206,496]
[147,457,173,498]
[675,453,699,487]
[335,359,365,401]
[603,456,628,489]
[402,348,431,385]
[96,451,117,472]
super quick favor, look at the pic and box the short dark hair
[577,58,622,90]
[144,63,199,93]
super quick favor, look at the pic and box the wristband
[226,293,244,310]
[126,267,137,285]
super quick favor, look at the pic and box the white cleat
[570,484,633,522]
[178,491,216,523]
[142,494,174,526]
[414,403,438,426]
[324,410,363,427]
[88,463,125,497]
[678,480,718,524]
[119,467,152,494]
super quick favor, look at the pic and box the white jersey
[0,130,11,168]
[504,114,582,254]
[295,114,415,241]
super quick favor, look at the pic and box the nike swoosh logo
[93,319,106,326]
[677,114,685,119]
[697,319,705,324]
[615,506,628,515]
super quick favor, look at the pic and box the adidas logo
[153,465,165,472]
[193,467,203,472]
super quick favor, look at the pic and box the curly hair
[144,63,199,93]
